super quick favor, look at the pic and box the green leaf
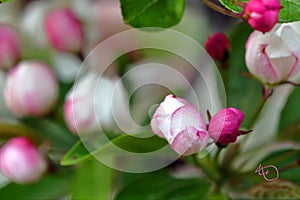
[0,173,71,199]
[227,22,262,128]
[278,87,300,139]
[72,159,113,200]
[61,133,168,166]
[120,0,185,28]
[115,170,212,200]
[21,118,77,149]
[279,0,300,23]
[61,140,91,166]
[219,0,243,13]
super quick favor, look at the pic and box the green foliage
[278,87,300,139]
[120,0,185,28]
[21,118,77,149]
[0,173,72,199]
[219,0,243,13]
[61,140,91,166]
[115,170,212,199]
[226,22,262,128]
[61,133,168,166]
[72,159,113,200]
[279,0,300,23]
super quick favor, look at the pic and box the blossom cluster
[151,94,246,155]
[0,1,129,184]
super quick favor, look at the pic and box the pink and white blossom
[151,95,209,156]
[245,26,300,85]
[45,8,83,52]
[4,61,58,117]
[0,137,47,184]
[208,108,244,146]
[243,0,281,33]
[64,73,128,134]
[0,24,21,70]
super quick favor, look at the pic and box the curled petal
[170,105,206,141]
[171,127,209,156]
[150,94,186,140]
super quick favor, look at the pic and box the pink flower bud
[4,61,59,117]
[243,0,281,33]
[151,94,209,155]
[0,24,21,70]
[64,73,128,134]
[208,108,244,146]
[205,33,230,62]
[45,8,83,52]
[0,137,47,184]
[245,26,300,85]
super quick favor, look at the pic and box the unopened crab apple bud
[151,94,209,155]
[64,73,128,134]
[4,61,58,117]
[245,26,300,85]
[243,0,281,33]
[205,33,230,63]
[45,8,84,53]
[208,108,245,146]
[0,24,21,70]
[0,137,48,184]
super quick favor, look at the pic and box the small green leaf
[115,170,212,200]
[72,159,113,200]
[279,0,300,23]
[219,0,243,13]
[61,133,168,166]
[60,140,91,166]
[120,0,185,28]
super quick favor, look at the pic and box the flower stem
[201,0,242,18]
[278,161,298,172]
[193,154,217,181]
[0,122,41,142]
[247,93,269,129]
[214,147,223,168]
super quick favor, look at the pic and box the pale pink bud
[245,26,300,85]
[0,137,47,184]
[205,33,230,62]
[64,73,128,134]
[45,8,83,52]
[4,61,58,117]
[151,94,209,155]
[208,108,244,146]
[243,0,281,33]
[0,24,21,70]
